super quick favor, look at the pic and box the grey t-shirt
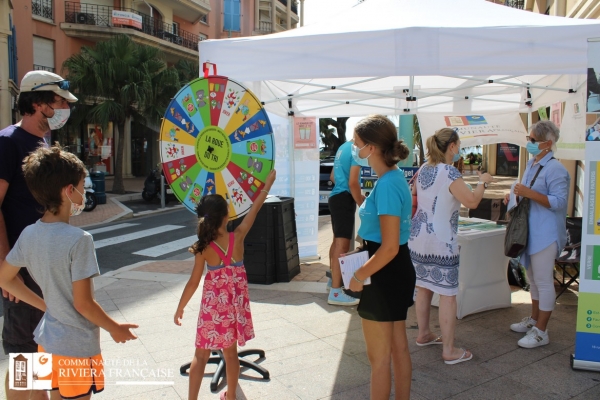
[6,220,101,357]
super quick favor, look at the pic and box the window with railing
[64,2,201,51]
[32,0,53,20]
[505,0,524,9]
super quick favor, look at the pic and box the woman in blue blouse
[348,115,415,400]
[505,120,570,348]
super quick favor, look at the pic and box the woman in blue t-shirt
[348,115,415,400]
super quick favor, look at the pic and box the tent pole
[288,114,295,198]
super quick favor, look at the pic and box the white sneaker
[510,316,537,333]
[327,288,360,306]
[518,327,549,348]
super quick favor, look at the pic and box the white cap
[20,70,78,102]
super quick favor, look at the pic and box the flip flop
[416,335,443,346]
[219,392,227,400]
[444,348,473,365]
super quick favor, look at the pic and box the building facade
[6,0,301,177]
[486,0,599,217]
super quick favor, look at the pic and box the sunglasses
[446,129,460,144]
[525,136,547,144]
[32,80,70,91]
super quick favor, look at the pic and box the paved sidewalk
[4,173,594,399]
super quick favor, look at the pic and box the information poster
[573,39,600,372]
[293,117,317,149]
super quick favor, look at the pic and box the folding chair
[554,217,582,299]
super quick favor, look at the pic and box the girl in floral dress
[175,170,276,400]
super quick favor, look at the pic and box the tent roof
[199,0,600,117]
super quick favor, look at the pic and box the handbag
[503,163,546,258]
[408,169,419,217]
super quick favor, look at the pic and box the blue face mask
[526,142,542,156]
[351,143,371,167]
[452,148,461,163]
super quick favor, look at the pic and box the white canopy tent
[200,0,599,123]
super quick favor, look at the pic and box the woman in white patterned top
[408,128,493,365]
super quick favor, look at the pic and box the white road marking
[94,225,184,249]
[133,235,197,257]
[87,223,140,235]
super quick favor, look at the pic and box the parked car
[319,157,335,212]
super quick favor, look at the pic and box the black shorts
[357,241,416,322]
[328,191,356,239]
[2,270,44,355]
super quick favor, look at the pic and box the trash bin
[90,171,106,204]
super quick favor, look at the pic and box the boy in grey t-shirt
[0,146,138,399]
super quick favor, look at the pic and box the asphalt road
[92,208,197,274]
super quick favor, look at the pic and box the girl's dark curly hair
[189,194,229,255]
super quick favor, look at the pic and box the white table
[431,218,511,319]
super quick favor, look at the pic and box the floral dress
[408,163,462,296]
[196,233,255,350]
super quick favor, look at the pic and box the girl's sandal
[219,392,227,400]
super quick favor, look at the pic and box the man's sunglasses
[525,136,547,144]
[31,80,70,91]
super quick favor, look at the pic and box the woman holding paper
[409,128,493,365]
[347,115,415,400]
[504,120,569,349]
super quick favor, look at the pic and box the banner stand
[572,38,600,371]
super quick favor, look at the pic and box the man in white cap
[0,70,77,400]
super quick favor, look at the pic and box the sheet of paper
[339,251,371,288]
[507,181,518,210]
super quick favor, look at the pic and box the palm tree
[62,34,179,193]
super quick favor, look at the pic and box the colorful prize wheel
[159,76,275,220]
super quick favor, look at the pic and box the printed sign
[417,112,528,151]
[293,117,317,149]
[112,10,143,30]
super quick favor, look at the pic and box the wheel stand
[179,349,270,392]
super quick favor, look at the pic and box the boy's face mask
[66,187,85,216]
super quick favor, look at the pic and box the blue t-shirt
[358,168,412,245]
[0,125,45,247]
[330,141,359,197]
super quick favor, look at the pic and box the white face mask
[47,108,71,130]
[67,187,85,216]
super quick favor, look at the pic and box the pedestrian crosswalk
[93,225,185,250]
[89,219,203,263]
[132,235,198,257]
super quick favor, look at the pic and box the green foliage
[62,35,180,193]
[319,117,349,154]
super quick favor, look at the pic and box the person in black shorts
[348,115,416,400]
[0,70,77,400]
[327,140,364,306]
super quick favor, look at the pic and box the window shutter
[224,0,241,32]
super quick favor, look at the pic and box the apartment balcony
[171,0,211,24]
[254,20,274,35]
[488,0,524,9]
[61,2,203,62]
[276,0,299,22]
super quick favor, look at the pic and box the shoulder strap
[528,157,554,188]
[208,241,228,265]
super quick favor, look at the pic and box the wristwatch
[478,181,489,189]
